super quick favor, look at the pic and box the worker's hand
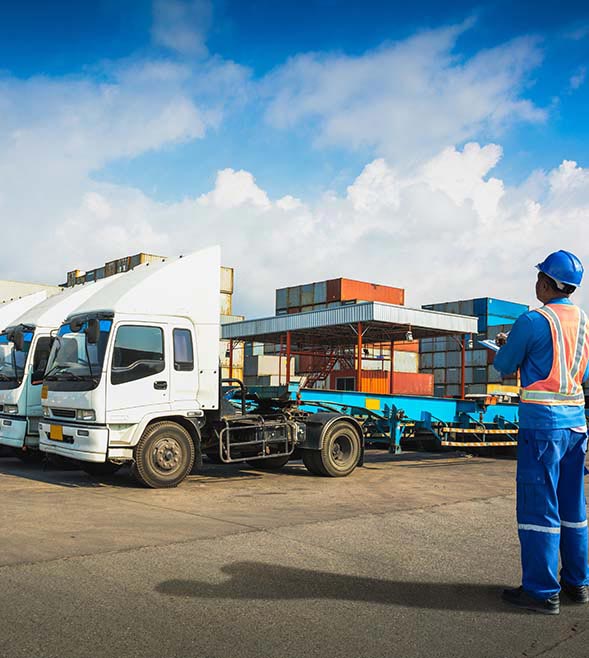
[495,332,508,347]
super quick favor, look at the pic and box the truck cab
[0,279,119,456]
[39,246,363,488]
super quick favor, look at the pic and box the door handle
[154,381,168,390]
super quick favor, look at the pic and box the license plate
[49,425,63,441]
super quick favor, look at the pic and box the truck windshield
[45,320,113,391]
[0,331,33,390]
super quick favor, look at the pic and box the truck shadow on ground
[155,561,513,613]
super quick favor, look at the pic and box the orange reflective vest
[520,303,589,406]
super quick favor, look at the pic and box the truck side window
[31,337,53,385]
[173,329,194,371]
[111,326,165,385]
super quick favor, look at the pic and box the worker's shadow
[156,561,508,612]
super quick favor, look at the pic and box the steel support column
[229,339,234,380]
[357,322,363,392]
[461,336,466,399]
[389,340,395,394]
[286,331,292,385]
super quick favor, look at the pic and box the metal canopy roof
[222,302,478,347]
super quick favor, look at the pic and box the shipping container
[458,300,474,316]
[395,340,419,353]
[314,281,327,304]
[446,368,460,384]
[275,288,287,311]
[446,351,461,368]
[434,369,446,384]
[287,286,301,307]
[393,352,419,373]
[465,349,488,367]
[420,338,434,353]
[445,385,461,397]
[473,367,487,384]
[434,385,445,397]
[220,267,234,294]
[301,284,314,307]
[325,278,404,305]
[467,384,487,395]
[420,353,434,369]
[433,352,446,368]
[220,292,232,316]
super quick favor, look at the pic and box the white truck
[38,246,363,487]
[0,279,120,459]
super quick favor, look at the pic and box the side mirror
[70,318,83,333]
[85,319,100,345]
[13,330,24,352]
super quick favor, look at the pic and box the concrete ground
[0,450,586,658]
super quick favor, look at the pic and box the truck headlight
[3,405,18,415]
[42,407,50,418]
[76,409,96,421]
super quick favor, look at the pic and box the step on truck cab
[39,246,364,487]
[0,279,120,457]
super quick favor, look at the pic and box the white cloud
[16,142,588,317]
[198,169,271,209]
[263,26,545,164]
[152,0,212,57]
[570,67,586,90]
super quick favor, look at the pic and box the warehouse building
[240,278,433,395]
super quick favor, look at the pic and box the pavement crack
[522,623,586,657]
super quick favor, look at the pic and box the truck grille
[51,408,76,419]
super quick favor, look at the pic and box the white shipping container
[244,355,295,377]
[220,267,234,294]
[221,292,232,316]
[393,351,419,373]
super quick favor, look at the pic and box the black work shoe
[501,586,560,615]
[560,581,589,604]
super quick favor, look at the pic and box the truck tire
[82,462,123,477]
[246,455,290,470]
[302,450,327,476]
[132,421,195,489]
[318,420,362,477]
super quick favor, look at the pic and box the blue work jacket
[493,298,589,430]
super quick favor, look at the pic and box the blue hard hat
[536,250,584,288]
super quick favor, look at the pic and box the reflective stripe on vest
[520,304,589,406]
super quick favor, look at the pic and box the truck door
[106,323,170,423]
[168,325,198,409]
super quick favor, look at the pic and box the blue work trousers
[517,428,589,599]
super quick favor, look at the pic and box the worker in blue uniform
[494,250,589,615]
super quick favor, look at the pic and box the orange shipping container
[326,278,405,306]
[329,370,433,396]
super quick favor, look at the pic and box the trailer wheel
[81,462,123,477]
[302,450,327,476]
[132,421,195,489]
[246,455,290,470]
[318,420,362,477]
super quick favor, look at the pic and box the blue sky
[1,0,589,313]
[1,0,588,202]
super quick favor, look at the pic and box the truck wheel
[246,455,290,470]
[82,462,123,477]
[132,422,195,489]
[318,420,362,477]
[302,450,327,476]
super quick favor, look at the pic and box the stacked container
[275,278,405,314]
[420,297,529,397]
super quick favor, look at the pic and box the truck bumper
[0,417,27,448]
[39,422,109,463]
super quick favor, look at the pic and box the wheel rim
[151,437,183,475]
[330,432,354,467]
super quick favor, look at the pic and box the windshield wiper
[0,373,15,382]
[51,372,85,382]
